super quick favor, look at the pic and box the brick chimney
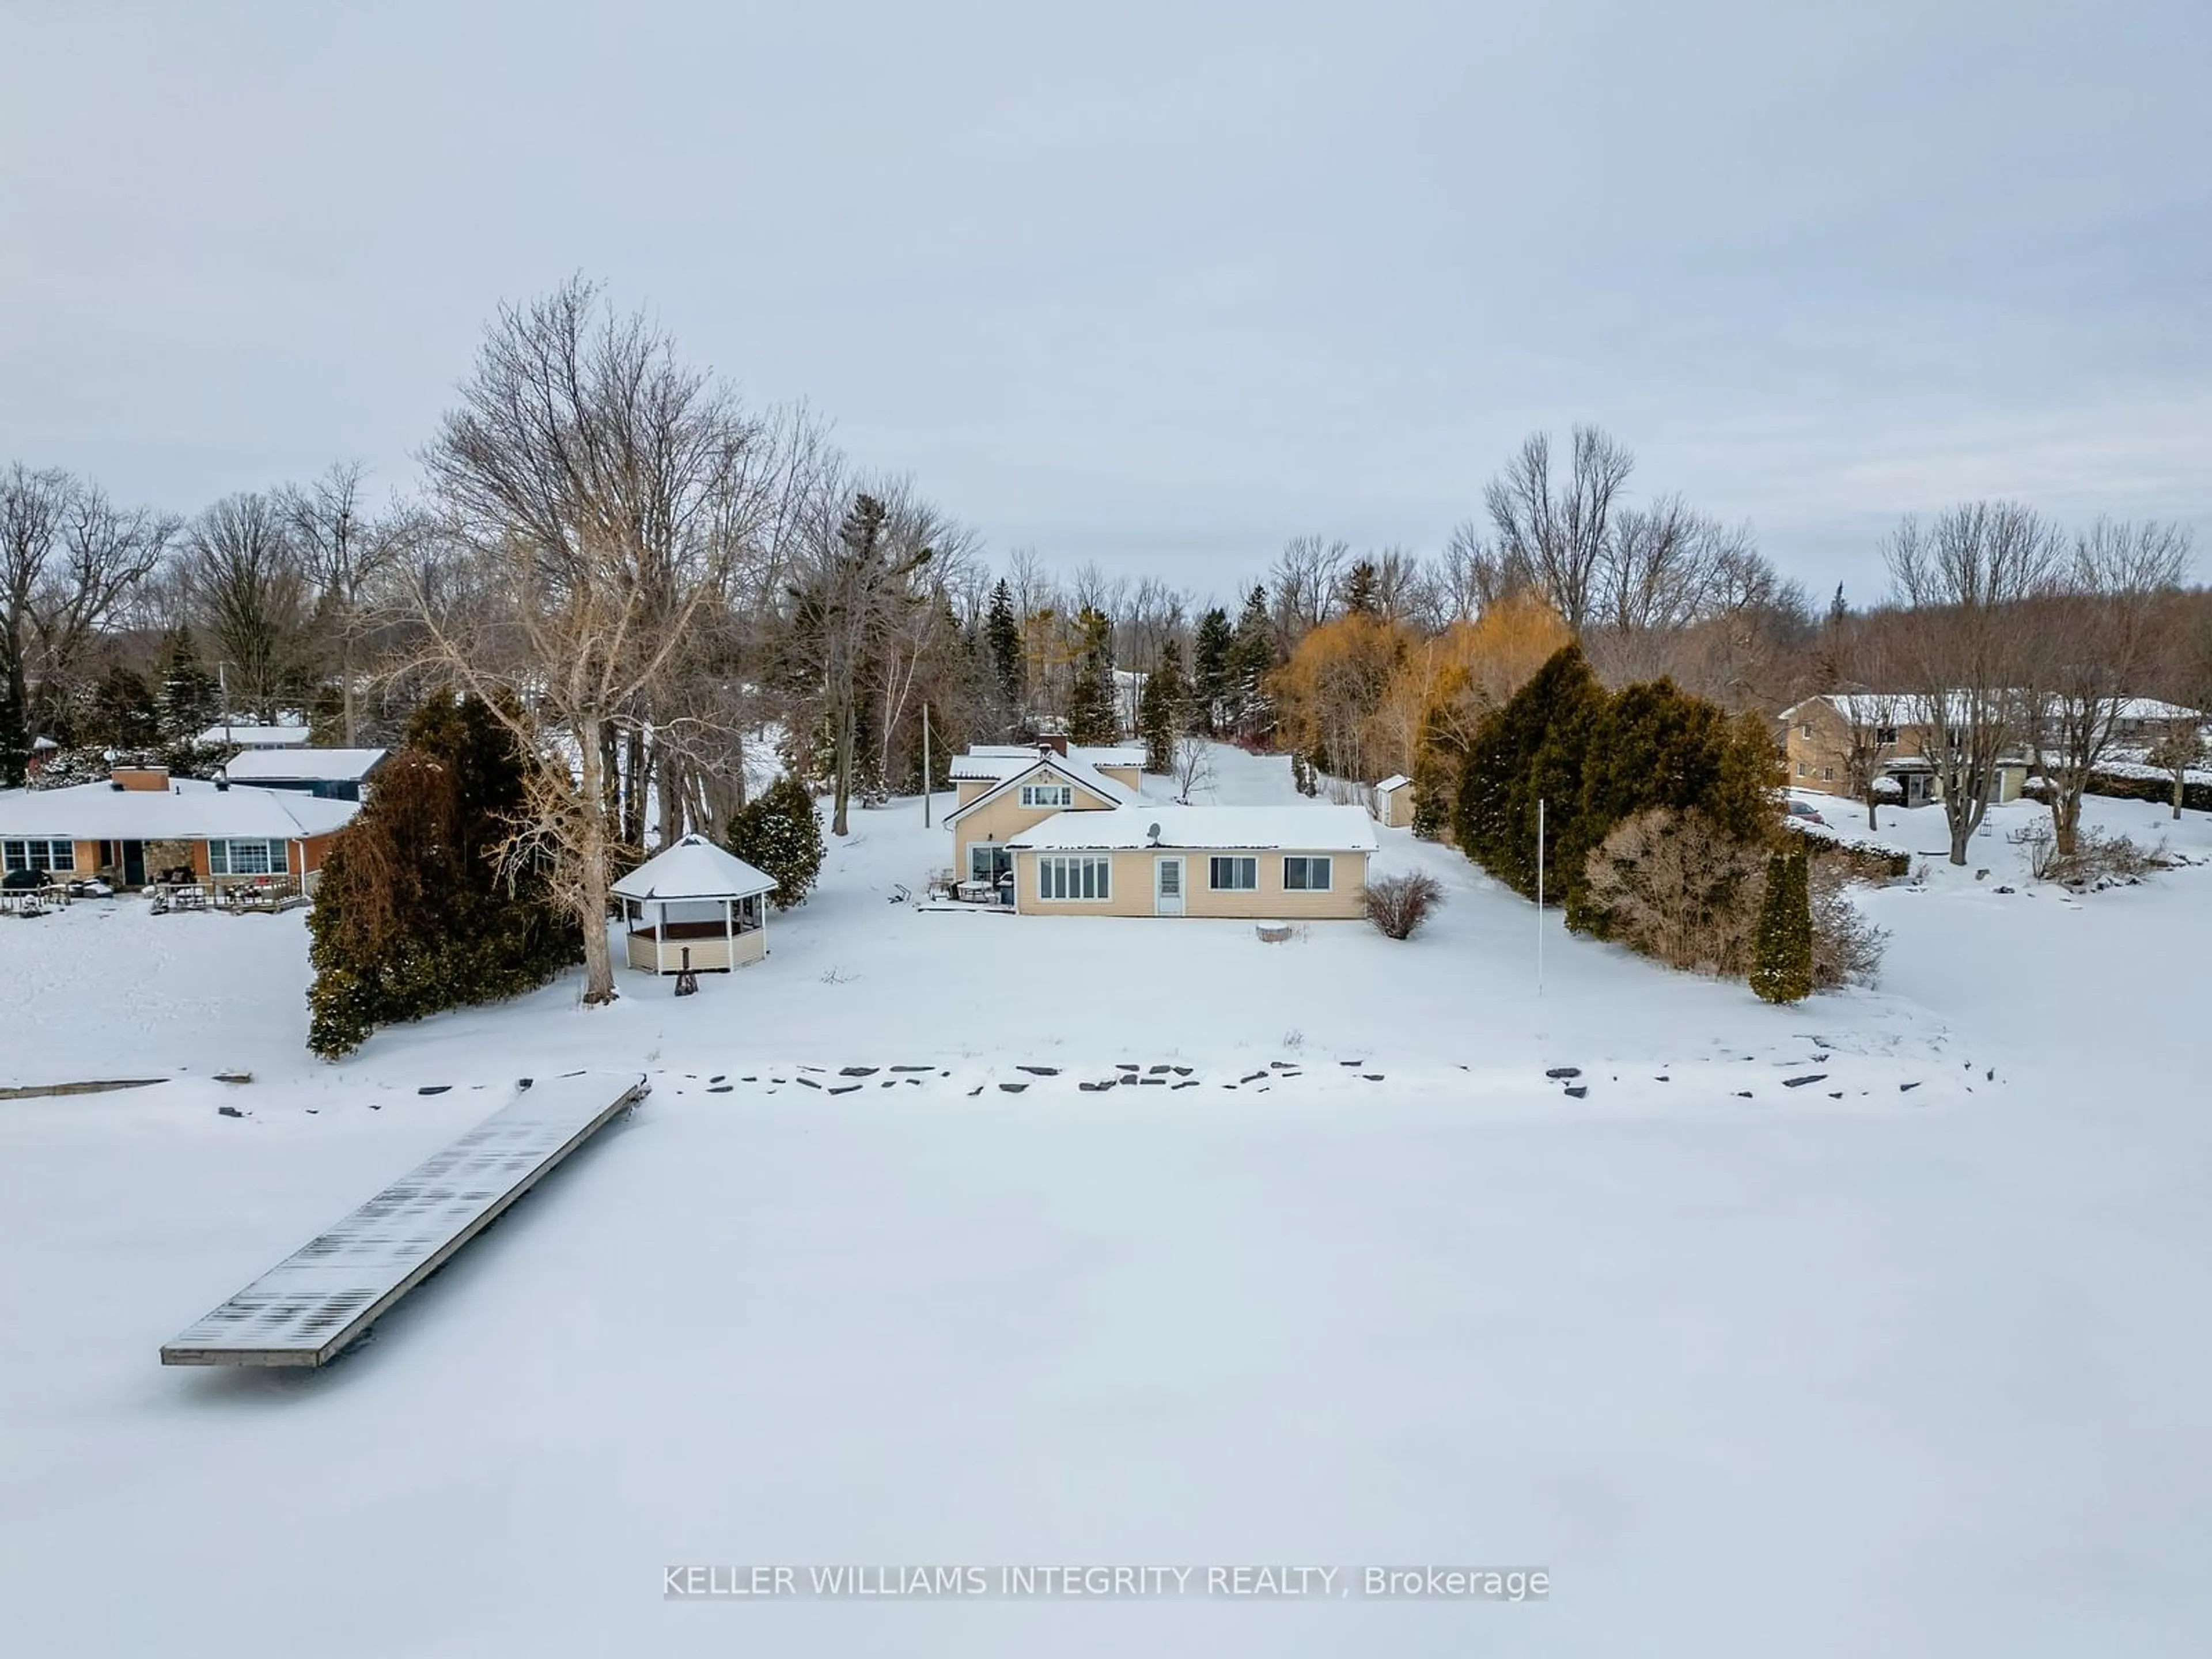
[1037,733,1069,757]
[111,764,171,792]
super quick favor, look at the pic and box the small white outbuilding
[609,834,778,975]
[1373,774,1414,829]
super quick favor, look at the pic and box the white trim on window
[209,838,289,877]
[1019,783,1074,808]
[1209,855,1257,891]
[1036,853,1111,902]
[1282,855,1332,891]
[2,838,74,874]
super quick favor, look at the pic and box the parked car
[2,868,48,892]
[1783,800,1828,827]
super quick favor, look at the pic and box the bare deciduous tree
[1885,502,2063,865]
[1481,426,1634,632]
[2019,517,2192,853]
[410,278,779,1004]
[185,492,312,722]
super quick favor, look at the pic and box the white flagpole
[1536,796,1545,997]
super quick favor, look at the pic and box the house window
[1036,854,1111,901]
[1796,761,1808,777]
[1821,766,1835,782]
[1,838,73,873]
[1798,722,1814,738]
[1209,855,1257,891]
[1020,783,1074,808]
[1875,726,1897,745]
[1282,855,1332,891]
[209,839,289,877]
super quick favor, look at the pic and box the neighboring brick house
[1780,695,2027,809]
[0,763,357,889]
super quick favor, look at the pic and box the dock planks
[161,1071,648,1368]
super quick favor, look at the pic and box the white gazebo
[610,835,778,975]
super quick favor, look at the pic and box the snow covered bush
[726,772,824,909]
[1808,860,1888,990]
[1365,871,1444,940]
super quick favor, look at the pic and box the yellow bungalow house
[944,741,1144,903]
[1005,804,1376,920]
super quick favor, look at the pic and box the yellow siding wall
[1096,764,1142,792]
[950,779,1121,876]
[1013,848,1370,920]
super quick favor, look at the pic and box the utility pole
[218,662,230,749]
[922,702,933,828]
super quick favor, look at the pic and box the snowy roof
[196,724,313,748]
[944,753,1139,823]
[611,834,778,903]
[1006,803,1380,854]
[1374,774,1412,793]
[960,743,1145,771]
[222,748,389,783]
[0,777,357,840]
[1785,692,2201,726]
[949,753,1035,782]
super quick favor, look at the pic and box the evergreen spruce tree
[727,772,825,909]
[1138,641,1189,773]
[1751,844,1814,1003]
[154,623,220,745]
[1191,606,1233,735]
[0,677,28,788]
[1340,559,1381,616]
[984,578,1023,726]
[1230,585,1276,741]
[1066,605,1119,743]
[1453,643,1608,902]
[88,664,159,751]
[306,695,579,1059]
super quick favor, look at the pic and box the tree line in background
[6,282,2209,1022]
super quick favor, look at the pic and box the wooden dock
[161,1071,649,1368]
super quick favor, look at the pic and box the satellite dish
[1147,821,1161,844]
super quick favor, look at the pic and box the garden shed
[610,835,778,975]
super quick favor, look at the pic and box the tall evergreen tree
[1340,559,1381,616]
[1453,643,1608,901]
[1138,640,1190,773]
[984,578,1022,725]
[1066,605,1118,743]
[88,664,160,751]
[0,677,26,787]
[1751,844,1813,1003]
[153,623,220,745]
[1191,606,1233,734]
[306,695,579,1059]
[1230,584,1276,740]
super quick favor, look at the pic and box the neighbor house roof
[196,724,313,748]
[611,834,778,903]
[1006,803,1379,854]
[944,753,1139,824]
[0,778,358,841]
[1784,692,2202,727]
[222,748,389,784]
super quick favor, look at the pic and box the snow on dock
[160,1071,649,1368]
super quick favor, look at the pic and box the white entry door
[1154,857,1185,916]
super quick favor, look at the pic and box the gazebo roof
[611,835,778,903]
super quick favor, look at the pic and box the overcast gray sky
[4,0,2206,603]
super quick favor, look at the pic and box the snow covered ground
[4,749,2211,1656]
